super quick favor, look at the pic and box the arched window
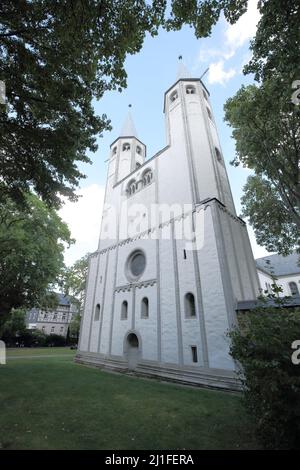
[185,293,196,318]
[136,146,142,155]
[215,147,222,162]
[289,282,299,296]
[112,146,117,155]
[170,90,178,102]
[122,142,130,151]
[207,107,213,121]
[127,179,136,196]
[186,85,196,95]
[203,89,208,101]
[141,297,149,318]
[94,303,100,321]
[121,301,128,320]
[136,162,141,169]
[142,169,153,187]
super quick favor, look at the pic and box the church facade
[75,65,260,390]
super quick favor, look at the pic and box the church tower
[76,62,260,390]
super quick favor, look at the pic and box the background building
[26,293,77,337]
[256,252,300,297]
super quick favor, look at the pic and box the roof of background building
[255,252,300,276]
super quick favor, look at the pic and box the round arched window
[126,250,146,280]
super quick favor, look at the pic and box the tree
[69,314,81,342]
[60,254,89,315]
[0,192,72,327]
[224,81,300,254]
[229,305,300,449]
[0,0,247,208]
[0,308,27,340]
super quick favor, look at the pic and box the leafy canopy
[0,192,72,326]
[224,0,300,254]
[0,0,247,208]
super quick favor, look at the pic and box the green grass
[6,347,75,357]
[0,352,258,450]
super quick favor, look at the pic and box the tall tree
[224,0,300,254]
[60,254,89,315]
[0,192,72,327]
[0,0,247,208]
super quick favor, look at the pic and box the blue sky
[60,0,270,265]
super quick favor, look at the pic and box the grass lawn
[0,350,259,450]
[6,347,75,357]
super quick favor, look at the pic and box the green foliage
[0,308,27,339]
[0,0,247,208]
[69,314,81,342]
[166,0,247,37]
[244,0,300,83]
[224,0,300,255]
[59,254,89,315]
[0,192,72,326]
[224,79,300,254]
[229,307,300,449]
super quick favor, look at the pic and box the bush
[44,333,66,347]
[229,307,300,449]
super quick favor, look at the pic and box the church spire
[176,57,191,80]
[120,110,138,138]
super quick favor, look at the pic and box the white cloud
[208,60,236,85]
[225,0,260,53]
[59,183,105,266]
[195,0,260,85]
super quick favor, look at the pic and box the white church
[76,63,260,390]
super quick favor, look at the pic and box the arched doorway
[124,331,141,370]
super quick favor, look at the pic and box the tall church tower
[76,62,260,390]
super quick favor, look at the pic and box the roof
[255,252,300,277]
[119,112,138,138]
[176,61,192,80]
[237,295,300,311]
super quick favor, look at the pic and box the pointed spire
[120,109,138,138]
[176,56,191,80]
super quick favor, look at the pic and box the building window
[203,89,208,101]
[215,147,222,162]
[207,107,213,121]
[51,326,55,333]
[186,85,196,94]
[289,282,299,296]
[113,146,117,155]
[136,146,142,155]
[127,179,137,196]
[136,162,141,169]
[142,169,153,187]
[44,313,48,320]
[53,314,57,320]
[185,293,196,318]
[122,142,130,151]
[126,250,146,280]
[42,326,45,332]
[121,301,128,320]
[170,90,178,102]
[60,326,64,333]
[62,314,66,321]
[94,303,100,321]
[191,346,198,363]
[141,297,149,319]
[183,249,187,259]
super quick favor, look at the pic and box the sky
[59,0,271,266]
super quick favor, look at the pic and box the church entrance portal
[125,332,140,371]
